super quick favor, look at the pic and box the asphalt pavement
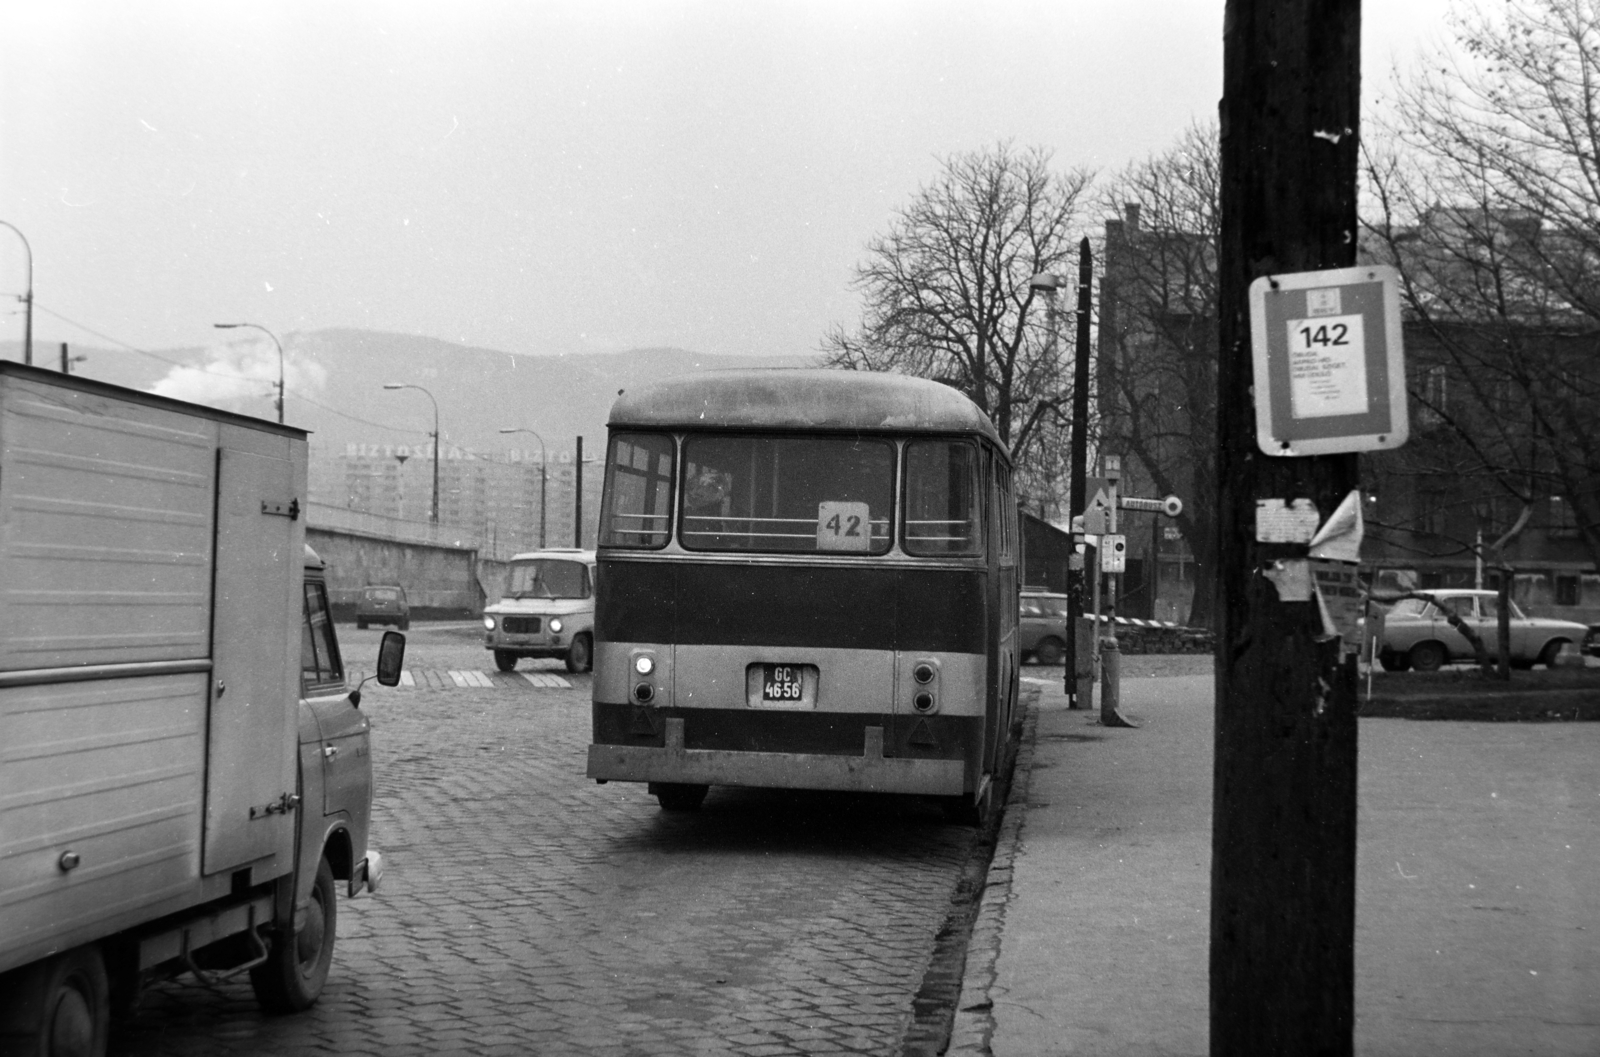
[948,668,1600,1056]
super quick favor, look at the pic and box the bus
[584,369,1021,822]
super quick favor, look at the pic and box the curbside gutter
[945,688,1040,1056]
[899,684,1042,1057]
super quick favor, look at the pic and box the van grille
[504,616,542,635]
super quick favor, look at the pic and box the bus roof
[608,369,1006,449]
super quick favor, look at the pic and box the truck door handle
[324,745,339,760]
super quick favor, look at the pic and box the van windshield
[506,559,589,599]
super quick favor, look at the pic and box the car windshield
[1025,596,1068,617]
[505,559,589,599]
[366,588,399,601]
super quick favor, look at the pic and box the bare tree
[1364,0,1600,568]
[1097,122,1222,628]
[822,143,1094,509]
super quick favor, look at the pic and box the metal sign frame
[1248,264,1408,456]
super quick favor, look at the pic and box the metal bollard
[1099,634,1137,728]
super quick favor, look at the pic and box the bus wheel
[0,945,110,1057]
[494,650,518,672]
[565,633,593,673]
[650,782,708,811]
[1033,637,1065,666]
[940,788,991,827]
[251,857,336,1014]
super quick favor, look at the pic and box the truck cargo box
[0,363,306,973]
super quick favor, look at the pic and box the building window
[1549,496,1579,538]
[1555,574,1580,606]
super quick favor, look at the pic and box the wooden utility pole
[1066,238,1093,707]
[1213,1,1361,1053]
[574,435,585,548]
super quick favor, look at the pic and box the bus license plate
[761,664,806,705]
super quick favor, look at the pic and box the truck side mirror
[376,631,407,686]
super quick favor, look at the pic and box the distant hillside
[1,332,821,457]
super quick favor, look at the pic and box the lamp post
[382,383,440,524]
[1,220,33,365]
[498,427,548,549]
[213,322,284,423]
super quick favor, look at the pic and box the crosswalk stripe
[367,668,574,691]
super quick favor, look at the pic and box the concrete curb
[945,683,1044,1056]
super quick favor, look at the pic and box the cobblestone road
[110,626,980,1056]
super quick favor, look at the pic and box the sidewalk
[949,672,1600,1056]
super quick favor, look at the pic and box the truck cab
[0,363,404,1056]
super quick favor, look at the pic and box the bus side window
[904,440,981,556]
[600,433,675,548]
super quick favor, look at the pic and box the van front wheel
[251,857,336,1014]
[565,633,592,673]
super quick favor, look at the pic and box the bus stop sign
[1248,265,1408,456]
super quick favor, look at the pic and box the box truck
[0,363,403,1056]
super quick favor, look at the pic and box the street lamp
[498,427,548,548]
[382,383,440,524]
[213,322,284,423]
[0,220,33,365]
[1030,244,1095,710]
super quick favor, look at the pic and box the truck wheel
[250,857,336,1014]
[565,633,593,673]
[493,649,518,672]
[1033,637,1065,666]
[0,946,109,1057]
[650,782,708,811]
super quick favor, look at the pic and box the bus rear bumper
[586,717,964,795]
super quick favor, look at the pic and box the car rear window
[366,588,399,601]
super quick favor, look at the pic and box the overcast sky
[3,0,1455,362]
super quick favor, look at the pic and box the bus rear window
[600,433,675,548]
[679,435,894,554]
[904,440,981,556]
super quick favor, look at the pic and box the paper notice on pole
[1286,314,1369,419]
[1311,559,1366,650]
[1308,490,1364,563]
[1263,559,1314,601]
[1255,498,1320,543]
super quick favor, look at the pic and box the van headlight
[483,616,497,631]
[549,618,563,633]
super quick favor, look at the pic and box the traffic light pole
[1212,0,1362,1052]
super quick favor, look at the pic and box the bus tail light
[634,682,655,704]
[913,691,936,713]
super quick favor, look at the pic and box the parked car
[356,584,410,629]
[1376,589,1590,671]
[1020,589,1071,665]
